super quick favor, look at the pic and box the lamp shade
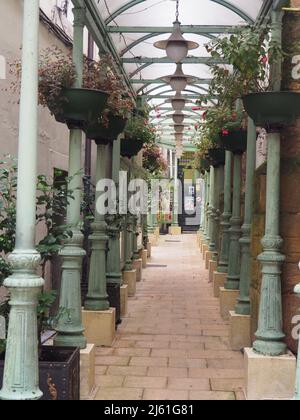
[170,95,186,111]
[154,21,199,63]
[174,132,183,142]
[161,64,196,93]
[173,113,185,124]
[174,124,185,133]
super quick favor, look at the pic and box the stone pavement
[94,234,245,400]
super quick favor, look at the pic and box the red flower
[222,128,229,136]
[260,55,268,64]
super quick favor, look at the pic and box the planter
[219,129,247,154]
[85,115,127,145]
[206,148,225,167]
[0,346,80,401]
[49,88,108,130]
[199,158,210,172]
[243,92,300,127]
[121,137,144,158]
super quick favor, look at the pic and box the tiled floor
[94,234,245,400]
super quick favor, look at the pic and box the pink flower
[222,128,229,136]
[260,55,268,64]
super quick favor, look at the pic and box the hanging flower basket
[85,115,127,145]
[48,88,108,130]
[206,148,225,167]
[243,91,300,127]
[121,137,144,158]
[199,158,210,172]
[219,129,247,154]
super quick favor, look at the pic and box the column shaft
[0,0,44,400]
[236,119,257,315]
[253,133,286,356]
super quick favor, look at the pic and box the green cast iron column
[236,119,257,315]
[106,138,122,286]
[133,214,140,260]
[200,174,206,232]
[125,169,134,271]
[218,151,232,273]
[0,0,44,400]
[224,153,242,290]
[172,156,179,227]
[54,7,87,348]
[253,132,286,356]
[208,166,217,257]
[84,144,109,311]
[204,170,210,243]
[214,165,224,258]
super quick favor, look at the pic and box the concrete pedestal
[141,249,148,269]
[154,227,160,237]
[169,226,182,235]
[213,272,226,298]
[219,287,239,321]
[133,258,142,282]
[209,260,218,283]
[122,269,137,297]
[82,308,116,347]
[244,348,296,400]
[147,242,152,258]
[149,234,157,247]
[120,284,128,317]
[229,311,251,351]
[205,251,213,269]
[202,244,208,259]
[80,344,96,399]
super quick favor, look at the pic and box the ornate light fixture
[154,0,198,63]
[172,124,188,133]
[172,113,185,124]
[174,132,184,143]
[166,94,186,111]
[161,63,196,92]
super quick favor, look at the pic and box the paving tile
[94,387,143,400]
[189,391,236,400]
[124,376,167,389]
[95,356,130,366]
[147,367,188,378]
[107,366,148,376]
[210,379,245,392]
[188,368,244,379]
[113,348,151,357]
[168,377,210,391]
[95,375,125,387]
[143,389,189,400]
[130,357,168,367]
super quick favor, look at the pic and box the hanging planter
[206,148,225,167]
[48,88,108,130]
[121,137,144,158]
[219,129,247,154]
[199,158,210,173]
[243,92,300,127]
[85,114,127,145]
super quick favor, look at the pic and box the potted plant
[142,143,168,176]
[0,157,80,400]
[84,55,134,144]
[205,24,300,127]
[10,47,109,129]
[121,114,157,158]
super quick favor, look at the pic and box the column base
[205,251,213,269]
[244,348,296,400]
[120,285,128,317]
[229,311,251,351]
[80,344,96,400]
[133,259,143,282]
[122,269,137,297]
[82,308,116,347]
[154,227,160,237]
[107,283,121,325]
[219,287,239,321]
[147,242,152,258]
[168,226,182,235]
[209,260,218,283]
[213,272,226,298]
[141,249,148,269]
[202,243,208,259]
[149,234,158,247]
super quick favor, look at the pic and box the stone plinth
[120,284,128,317]
[209,260,218,283]
[202,244,209,259]
[213,272,226,298]
[205,251,213,269]
[219,287,239,321]
[229,311,251,351]
[169,226,182,235]
[244,348,296,400]
[82,308,116,347]
[133,258,143,282]
[147,242,152,258]
[123,269,137,297]
[80,344,95,399]
[141,249,148,269]
[149,234,158,247]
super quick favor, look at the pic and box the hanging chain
[175,0,179,21]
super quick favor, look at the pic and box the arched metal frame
[142,85,209,97]
[105,0,254,25]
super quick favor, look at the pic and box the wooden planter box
[0,346,80,401]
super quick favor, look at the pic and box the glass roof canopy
[96,0,265,148]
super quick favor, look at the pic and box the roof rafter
[107,25,238,34]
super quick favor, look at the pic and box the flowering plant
[143,143,168,175]
[10,48,134,125]
[124,114,157,145]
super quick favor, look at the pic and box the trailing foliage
[143,143,168,176]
